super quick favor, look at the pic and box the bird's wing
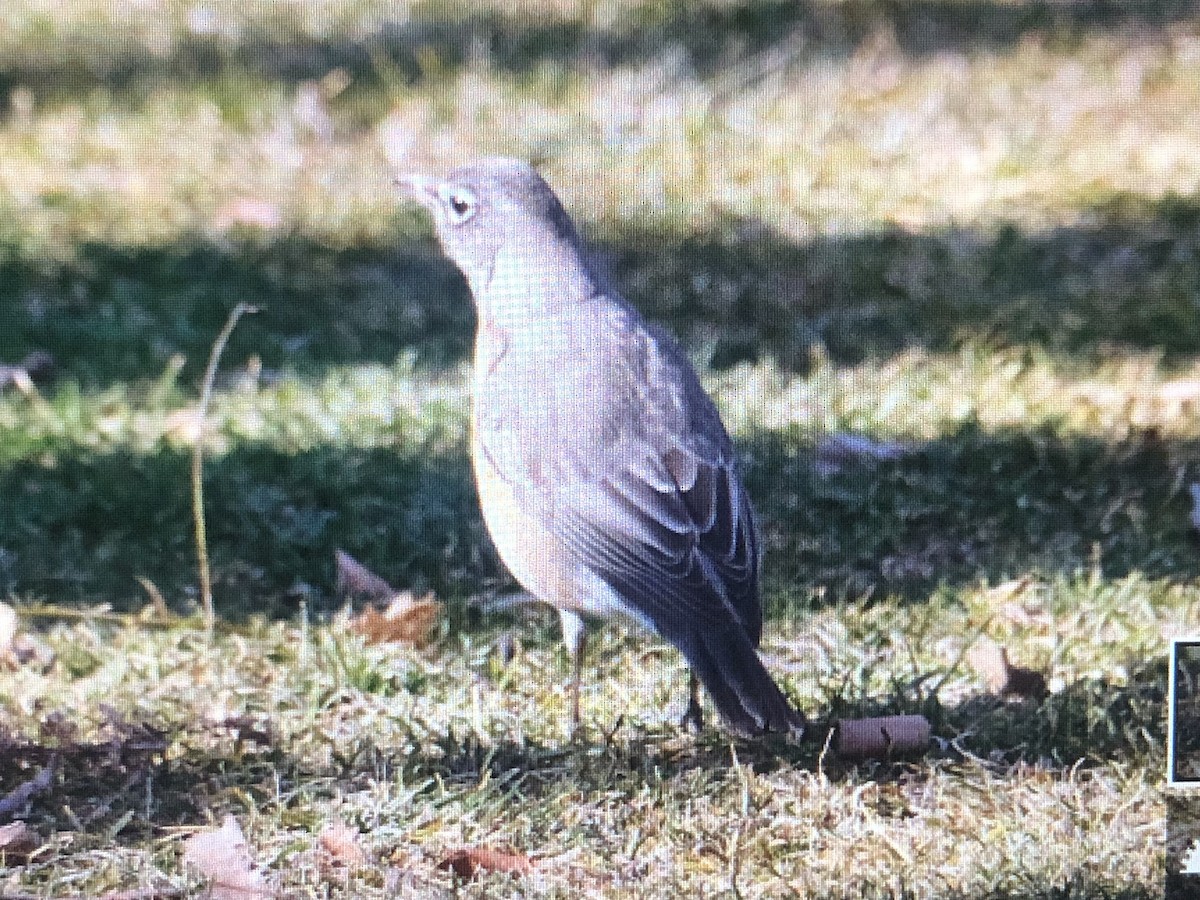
[551,444,762,639]
[476,304,762,639]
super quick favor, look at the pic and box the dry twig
[192,303,258,631]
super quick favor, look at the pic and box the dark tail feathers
[673,623,805,740]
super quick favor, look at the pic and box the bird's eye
[444,189,477,225]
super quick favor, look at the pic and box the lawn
[1,0,1199,896]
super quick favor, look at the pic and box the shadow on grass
[2,1,1198,111]
[0,235,476,385]
[0,725,293,841]
[0,420,1195,617]
[606,192,1200,371]
[747,423,1200,608]
[0,441,484,617]
[2,192,1199,388]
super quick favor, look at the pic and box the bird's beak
[395,173,440,210]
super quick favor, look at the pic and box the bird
[398,157,805,740]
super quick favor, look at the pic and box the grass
[2,0,1200,895]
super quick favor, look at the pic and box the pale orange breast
[470,320,643,625]
[470,395,580,610]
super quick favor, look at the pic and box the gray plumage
[400,157,804,739]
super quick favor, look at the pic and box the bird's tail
[672,623,805,740]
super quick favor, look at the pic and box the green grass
[2,0,1200,895]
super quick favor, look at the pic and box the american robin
[399,157,804,740]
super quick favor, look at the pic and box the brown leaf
[968,641,1048,700]
[335,549,396,603]
[0,821,41,865]
[349,592,442,648]
[317,818,367,869]
[182,816,273,899]
[437,846,536,881]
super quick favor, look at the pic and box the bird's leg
[557,609,587,737]
[680,671,705,732]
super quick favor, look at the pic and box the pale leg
[557,608,587,735]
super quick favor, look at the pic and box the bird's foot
[680,694,705,733]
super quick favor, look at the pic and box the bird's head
[398,157,595,320]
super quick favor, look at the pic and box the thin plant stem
[192,302,258,632]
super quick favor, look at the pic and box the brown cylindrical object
[836,714,931,758]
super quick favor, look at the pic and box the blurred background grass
[0,1,1198,895]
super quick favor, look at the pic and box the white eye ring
[440,186,477,225]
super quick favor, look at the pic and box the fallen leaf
[318,818,367,869]
[0,821,41,865]
[437,846,536,881]
[335,549,395,603]
[349,592,442,648]
[335,550,443,645]
[182,816,273,899]
[967,641,1048,700]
